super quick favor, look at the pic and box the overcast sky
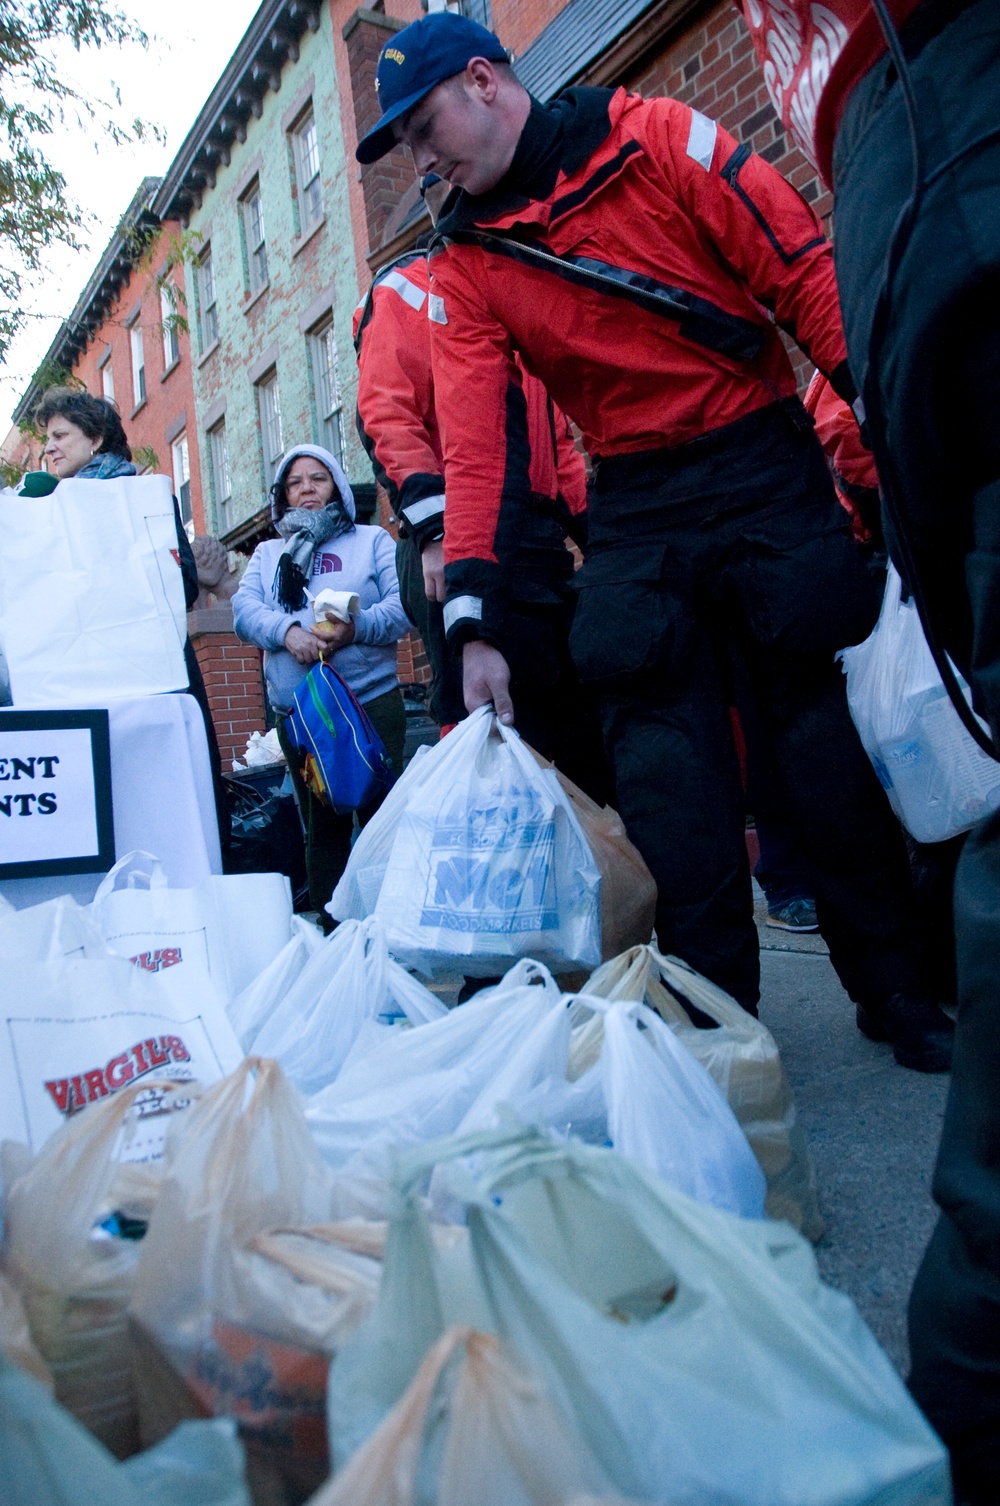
[0,0,262,436]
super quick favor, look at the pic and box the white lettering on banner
[420,786,559,935]
[756,1,847,168]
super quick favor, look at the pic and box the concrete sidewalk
[754,900,949,1375]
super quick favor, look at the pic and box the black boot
[856,993,955,1073]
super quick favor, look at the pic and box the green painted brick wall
[186,3,366,541]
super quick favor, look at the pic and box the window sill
[292,216,326,259]
[130,398,147,420]
[197,340,220,369]
[160,357,181,383]
[241,282,270,315]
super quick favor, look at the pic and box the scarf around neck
[74,453,138,480]
[274,502,354,612]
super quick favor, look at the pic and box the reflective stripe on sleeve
[401,493,446,527]
[380,268,426,311]
[428,293,447,325]
[443,595,483,632]
[687,109,718,171]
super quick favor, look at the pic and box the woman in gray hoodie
[234,443,410,918]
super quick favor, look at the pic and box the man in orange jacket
[353,179,607,799]
[355,12,950,1067]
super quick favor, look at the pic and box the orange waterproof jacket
[353,249,586,555]
[427,87,852,641]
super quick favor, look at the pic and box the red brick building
[12,178,206,534]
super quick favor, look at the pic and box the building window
[172,433,191,526]
[241,181,268,295]
[208,420,232,528]
[197,246,218,351]
[161,285,180,370]
[101,362,114,403]
[294,110,323,230]
[256,370,284,490]
[129,322,146,407]
[308,318,344,464]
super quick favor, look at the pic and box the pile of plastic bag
[0,711,952,1504]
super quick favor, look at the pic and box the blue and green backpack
[285,662,394,813]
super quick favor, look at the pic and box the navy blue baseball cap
[355,12,509,165]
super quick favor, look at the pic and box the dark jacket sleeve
[174,500,199,612]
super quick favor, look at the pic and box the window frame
[101,362,115,403]
[160,284,180,371]
[129,321,146,408]
[293,109,323,231]
[256,369,284,492]
[171,432,192,526]
[196,245,218,352]
[240,181,269,297]
[208,419,232,531]
[307,316,344,466]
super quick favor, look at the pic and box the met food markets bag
[0,474,188,706]
[371,708,601,977]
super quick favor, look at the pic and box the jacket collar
[436,86,632,237]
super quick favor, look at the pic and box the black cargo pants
[832,2,1000,1496]
[570,399,922,1011]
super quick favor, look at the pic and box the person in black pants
[829,1,1000,1497]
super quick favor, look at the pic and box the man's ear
[465,56,501,104]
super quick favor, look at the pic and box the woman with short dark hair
[36,387,134,477]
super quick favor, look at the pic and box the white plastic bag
[840,564,1000,841]
[330,1126,950,1506]
[130,1058,357,1501]
[4,1081,196,1455]
[584,946,823,1238]
[0,1356,250,1506]
[310,1326,628,1506]
[332,708,602,977]
[91,851,293,1001]
[435,991,765,1220]
[248,917,446,1094]
[305,978,562,1214]
[0,955,242,1150]
[226,915,326,1052]
[0,474,189,706]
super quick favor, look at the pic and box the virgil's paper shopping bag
[0,474,188,707]
[0,956,242,1153]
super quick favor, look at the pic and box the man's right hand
[421,538,446,602]
[463,639,514,725]
[284,624,322,665]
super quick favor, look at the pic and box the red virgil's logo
[44,1035,193,1115]
[130,947,183,973]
